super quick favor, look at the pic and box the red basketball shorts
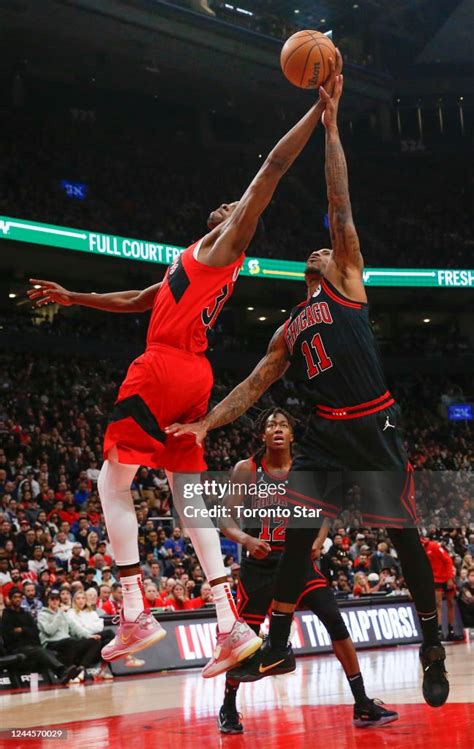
[103,343,213,472]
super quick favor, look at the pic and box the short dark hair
[255,407,295,438]
[9,587,22,597]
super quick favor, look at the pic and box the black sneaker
[58,665,83,685]
[227,639,295,683]
[217,704,243,734]
[419,644,449,707]
[353,698,399,728]
[445,631,464,642]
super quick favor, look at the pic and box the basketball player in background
[422,536,463,642]
[27,52,342,678]
[166,74,449,705]
[217,407,398,733]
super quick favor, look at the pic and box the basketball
[280,30,336,89]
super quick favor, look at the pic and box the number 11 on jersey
[301,333,333,379]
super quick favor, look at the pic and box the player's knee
[324,611,350,641]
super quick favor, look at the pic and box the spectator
[37,590,105,681]
[85,588,99,610]
[143,582,162,609]
[59,586,72,612]
[0,557,12,586]
[52,531,74,566]
[86,461,101,486]
[85,532,100,560]
[353,572,371,597]
[21,581,43,619]
[68,543,87,575]
[83,568,100,593]
[164,581,191,611]
[458,568,474,627]
[66,590,114,679]
[101,583,122,616]
[18,555,38,583]
[349,533,367,560]
[100,567,116,587]
[74,482,90,508]
[28,546,48,577]
[2,568,23,602]
[16,529,37,560]
[2,587,81,684]
[334,573,351,595]
[185,581,214,609]
[370,543,397,575]
[164,527,186,558]
[97,584,112,613]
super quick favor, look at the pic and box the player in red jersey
[27,51,342,678]
[422,537,463,642]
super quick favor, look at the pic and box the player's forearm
[69,290,141,312]
[203,372,269,432]
[325,127,351,213]
[219,516,249,546]
[313,518,331,547]
[267,99,325,173]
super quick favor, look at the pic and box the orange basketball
[280,30,336,89]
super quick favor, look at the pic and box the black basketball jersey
[241,455,290,565]
[283,277,392,410]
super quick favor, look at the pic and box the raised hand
[321,48,343,98]
[320,74,344,131]
[28,279,74,307]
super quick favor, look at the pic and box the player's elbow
[131,292,152,313]
[264,154,289,175]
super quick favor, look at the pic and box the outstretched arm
[201,52,343,267]
[319,77,364,284]
[28,279,161,313]
[165,325,290,443]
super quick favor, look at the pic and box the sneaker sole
[218,724,244,735]
[102,628,167,662]
[234,662,296,683]
[202,635,263,679]
[353,714,399,728]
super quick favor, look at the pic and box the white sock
[121,574,144,622]
[211,582,239,634]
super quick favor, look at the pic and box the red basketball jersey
[146,240,244,354]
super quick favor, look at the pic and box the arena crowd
[1,314,472,685]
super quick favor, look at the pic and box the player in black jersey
[166,75,448,708]
[217,408,398,733]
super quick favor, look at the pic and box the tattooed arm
[165,325,290,444]
[319,76,366,301]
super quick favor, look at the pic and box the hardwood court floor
[2,641,473,749]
